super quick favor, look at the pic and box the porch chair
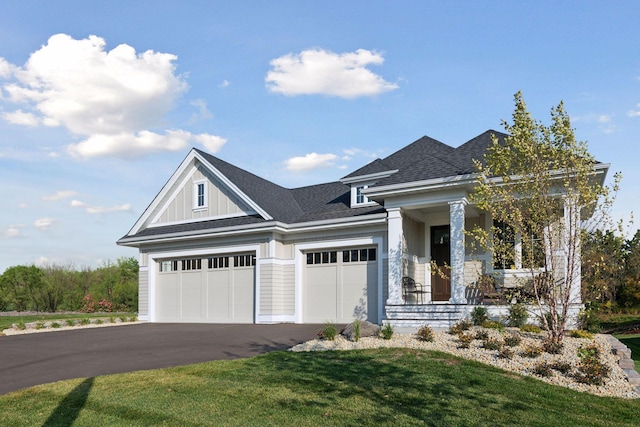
[477,274,505,305]
[402,276,427,304]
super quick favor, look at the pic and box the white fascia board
[194,151,273,221]
[340,169,398,185]
[118,213,388,247]
[147,211,257,228]
[365,173,478,198]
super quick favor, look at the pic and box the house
[117,130,609,327]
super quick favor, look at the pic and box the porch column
[564,195,582,304]
[386,208,404,305]
[449,198,467,304]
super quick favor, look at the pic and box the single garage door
[303,247,378,323]
[156,254,255,323]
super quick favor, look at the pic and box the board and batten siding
[155,167,248,224]
[138,268,149,317]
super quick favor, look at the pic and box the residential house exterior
[117,130,609,327]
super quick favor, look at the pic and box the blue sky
[1,1,639,273]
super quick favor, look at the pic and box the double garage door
[156,254,255,323]
[303,247,378,324]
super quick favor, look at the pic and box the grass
[599,313,640,333]
[0,313,134,331]
[615,334,640,371]
[0,348,638,426]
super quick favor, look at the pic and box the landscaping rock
[342,320,380,341]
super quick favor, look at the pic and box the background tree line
[0,257,138,313]
[582,228,640,312]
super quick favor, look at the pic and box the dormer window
[350,184,376,207]
[356,186,369,204]
[193,180,207,210]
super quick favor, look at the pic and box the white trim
[340,169,398,184]
[146,243,261,323]
[258,258,295,266]
[193,179,208,210]
[147,211,256,228]
[294,236,384,324]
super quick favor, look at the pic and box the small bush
[542,338,564,355]
[51,322,61,329]
[65,319,76,327]
[569,329,593,339]
[503,333,522,347]
[449,319,472,335]
[482,337,502,351]
[498,347,514,359]
[380,323,394,340]
[119,316,128,322]
[109,316,116,323]
[130,315,137,322]
[318,322,338,341]
[520,324,542,333]
[532,362,553,378]
[551,361,572,374]
[575,342,610,386]
[481,320,504,331]
[578,307,601,333]
[35,321,45,330]
[16,320,26,330]
[539,311,561,330]
[95,319,104,325]
[521,345,543,358]
[507,303,529,327]
[471,307,489,326]
[353,319,361,342]
[457,332,474,349]
[80,318,91,325]
[416,325,435,342]
[474,329,489,340]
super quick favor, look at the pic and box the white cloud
[597,115,612,123]
[2,224,25,238]
[42,190,78,201]
[284,152,338,171]
[189,99,213,123]
[219,80,230,88]
[0,33,228,158]
[266,48,398,98]
[627,104,640,117]
[194,134,226,153]
[34,217,55,230]
[2,109,39,126]
[71,199,131,214]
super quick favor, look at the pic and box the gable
[151,162,254,227]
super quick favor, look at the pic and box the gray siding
[138,268,149,317]
[259,262,295,316]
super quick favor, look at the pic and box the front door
[431,225,451,301]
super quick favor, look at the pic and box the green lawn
[0,313,134,331]
[0,348,638,427]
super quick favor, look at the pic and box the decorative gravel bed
[1,318,140,336]
[290,327,640,399]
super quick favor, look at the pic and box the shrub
[109,316,116,323]
[542,338,564,355]
[569,329,594,339]
[318,322,338,341]
[380,323,394,340]
[470,307,489,326]
[577,307,601,333]
[575,342,610,386]
[65,319,76,327]
[551,361,572,374]
[520,324,542,333]
[457,332,474,349]
[521,345,543,358]
[16,320,26,330]
[481,320,504,331]
[507,303,529,327]
[482,337,502,351]
[474,329,489,340]
[130,315,137,322]
[532,362,553,378]
[498,347,514,359]
[95,319,104,325]
[80,318,91,325]
[539,311,560,330]
[119,316,127,322]
[449,319,472,335]
[51,322,61,329]
[353,319,361,342]
[503,333,522,347]
[416,325,435,342]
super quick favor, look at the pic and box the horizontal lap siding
[259,263,295,316]
[138,268,149,317]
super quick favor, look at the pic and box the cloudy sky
[1,1,639,273]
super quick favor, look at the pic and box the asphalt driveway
[0,323,321,395]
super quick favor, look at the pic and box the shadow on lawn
[42,377,93,427]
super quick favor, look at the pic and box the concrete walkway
[0,323,320,395]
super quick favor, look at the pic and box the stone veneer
[604,335,640,390]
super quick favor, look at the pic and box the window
[493,220,544,270]
[306,251,338,265]
[159,260,178,272]
[208,256,229,269]
[193,181,207,210]
[233,254,256,267]
[182,258,202,271]
[356,186,369,204]
[343,248,376,263]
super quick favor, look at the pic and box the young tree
[470,91,613,345]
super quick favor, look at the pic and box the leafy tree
[581,229,625,309]
[470,91,614,345]
[0,265,45,311]
[620,229,640,307]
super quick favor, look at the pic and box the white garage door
[303,247,378,323]
[156,254,255,323]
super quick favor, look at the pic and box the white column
[449,198,468,304]
[386,208,404,305]
[564,196,582,304]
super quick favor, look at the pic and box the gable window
[193,180,207,210]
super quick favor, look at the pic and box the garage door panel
[157,273,180,321]
[304,265,338,323]
[181,272,203,319]
[232,268,255,322]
